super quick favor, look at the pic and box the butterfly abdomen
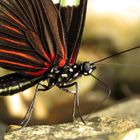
[0,73,42,95]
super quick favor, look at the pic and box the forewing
[55,0,87,64]
[0,0,67,76]
[39,0,67,67]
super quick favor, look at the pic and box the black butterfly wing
[0,0,67,77]
[28,0,67,67]
[56,0,87,64]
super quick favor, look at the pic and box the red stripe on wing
[25,69,49,76]
[71,51,77,64]
[3,11,26,29]
[1,24,22,35]
[0,49,37,62]
[0,37,27,46]
[31,31,51,60]
[58,43,66,67]
[0,60,37,69]
[26,31,52,62]
[51,52,55,61]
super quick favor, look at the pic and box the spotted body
[49,62,96,87]
[0,62,96,95]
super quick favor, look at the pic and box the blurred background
[0,0,140,132]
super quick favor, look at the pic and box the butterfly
[0,0,139,125]
[0,0,93,124]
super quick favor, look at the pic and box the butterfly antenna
[20,83,39,127]
[94,46,140,64]
[84,74,111,121]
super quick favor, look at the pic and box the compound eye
[83,62,91,73]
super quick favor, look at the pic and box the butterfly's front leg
[59,82,85,124]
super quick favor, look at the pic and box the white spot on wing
[52,0,59,4]
[60,0,80,7]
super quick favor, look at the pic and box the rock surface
[4,118,140,140]
[86,98,140,125]
[3,98,140,140]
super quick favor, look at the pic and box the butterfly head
[81,62,96,76]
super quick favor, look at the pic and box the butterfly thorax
[47,62,96,88]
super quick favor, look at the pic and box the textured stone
[4,116,139,140]
[87,98,140,125]
[3,99,140,140]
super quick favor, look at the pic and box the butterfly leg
[60,82,85,124]
[20,83,53,126]
[20,83,39,127]
[38,83,52,91]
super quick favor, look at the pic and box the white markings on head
[89,69,93,74]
